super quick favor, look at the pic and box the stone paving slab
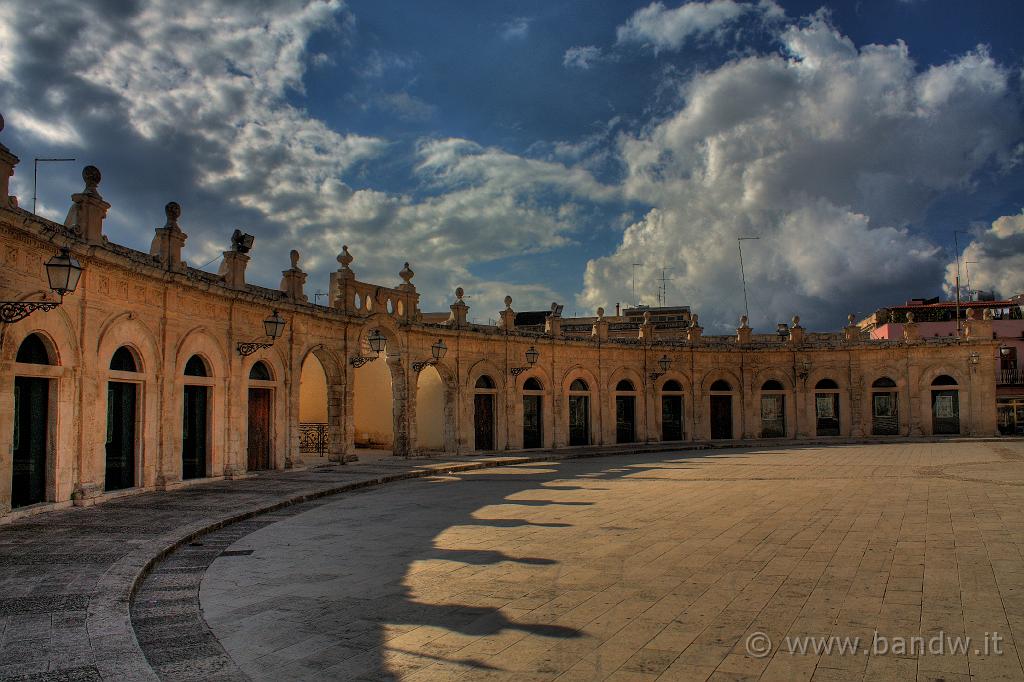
[194,441,1024,682]
[0,442,707,681]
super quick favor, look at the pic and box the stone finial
[337,245,354,270]
[0,112,18,209]
[64,164,110,243]
[400,262,414,284]
[983,307,993,320]
[737,314,752,344]
[844,312,860,343]
[596,306,604,320]
[905,311,915,324]
[690,313,699,327]
[165,201,181,228]
[455,286,464,302]
[82,165,101,195]
[788,314,805,344]
[150,201,187,268]
[966,307,976,320]
[280,249,308,301]
[792,315,801,327]
[739,314,749,328]
[848,313,855,325]
[687,313,704,343]
[643,310,652,323]
[499,295,516,331]
[448,286,469,327]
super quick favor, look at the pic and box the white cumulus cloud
[946,211,1024,299]
[616,0,782,52]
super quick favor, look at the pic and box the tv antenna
[656,267,674,306]
[632,263,643,307]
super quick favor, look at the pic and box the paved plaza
[191,441,1024,681]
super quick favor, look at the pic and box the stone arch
[349,315,407,457]
[414,358,458,455]
[466,357,505,452]
[655,370,690,443]
[174,327,228,480]
[751,367,793,439]
[94,313,162,492]
[919,363,968,437]
[175,326,229,378]
[560,365,600,447]
[700,368,742,441]
[918,364,967,393]
[607,366,645,444]
[297,343,343,462]
[514,364,552,449]
[2,309,81,510]
[807,366,846,437]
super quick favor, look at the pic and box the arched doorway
[247,361,274,471]
[106,346,140,491]
[568,378,591,446]
[615,379,637,444]
[759,379,786,438]
[473,375,497,451]
[871,377,899,435]
[522,377,544,449]
[353,331,394,454]
[182,354,211,480]
[12,334,53,507]
[415,365,445,454]
[660,379,684,441]
[814,378,841,436]
[709,379,733,440]
[299,352,329,459]
[931,375,960,435]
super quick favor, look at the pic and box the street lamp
[1,246,84,324]
[511,346,539,376]
[412,338,448,373]
[649,354,671,380]
[237,310,286,356]
[350,329,386,367]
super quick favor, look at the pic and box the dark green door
[662,395,683,441]
[105,382,136,491]
[474,394,494,450]
[523,395,542,448]
[12,377,48,508]
[616,395,635,443]
[569,395,589,446]
[932,390,960,435]
[182,385,208,479]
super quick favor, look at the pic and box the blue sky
[2,0,1023,330]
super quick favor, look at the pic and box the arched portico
[513,366,552,450]
[560,366,600,447]
[700,369,742,441]
[654,372,690,443]
[466,359,504,452]
[607,367,645,444]
[413,358,458,455]
[173,327,229,482]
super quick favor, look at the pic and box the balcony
[999,369,1024,386]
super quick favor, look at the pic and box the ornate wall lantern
[351,329,386,367]
[412,338,448,373]
[2,246,83,323]
[649,354,671,380]
[511,346,539,376]
[237,310,286,356]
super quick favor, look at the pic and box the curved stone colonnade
[0,147,1000,517]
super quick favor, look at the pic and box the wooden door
[710,395,732,439]
[105,381,137,491]
[247,388,272,470]
[182,385,208,480]
[615,395,635,443]
[522,395,543,449]
[474,394,494,451]
[569,395,589,446]
[12,377,48,508]
[932,390,960,435]
[661,395,683,441]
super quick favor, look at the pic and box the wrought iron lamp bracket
[350,355,378,368]
[237,341,274,357]
[412,359,436,373]
[0,300,59,324]
[510,366,530,377]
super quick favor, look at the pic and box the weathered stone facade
[0,127,999,517]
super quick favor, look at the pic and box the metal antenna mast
[657,267,674,306]
[737,237,759,322]
[33,157,76,215]
[632,263,643,307]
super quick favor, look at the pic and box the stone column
[389,353,411,457]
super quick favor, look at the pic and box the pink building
[859,295,1024,435]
